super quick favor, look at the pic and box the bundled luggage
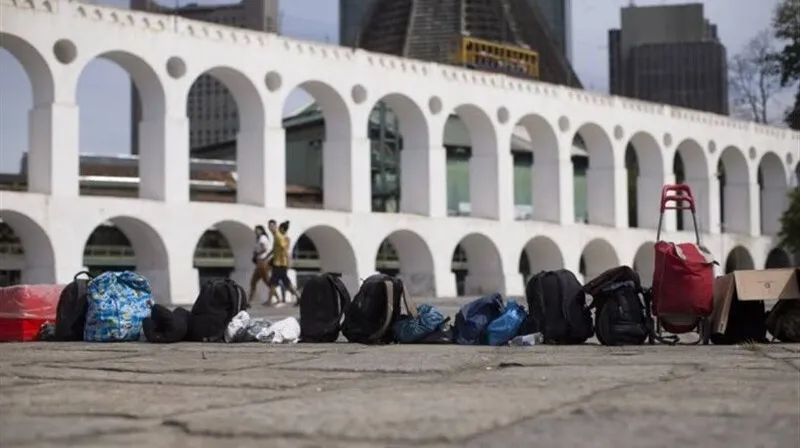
[341,273,418,344]
[651,184,716,343]
[12,256,794,350]
[520,269,594,344]
[298,272,351,342]
[766,299,800,343]
[54,272,93,341]
[83,271,153,342]
[453,293,504,345]
[583,266,653,346]
[187,278,248,342]
[0,283,64,342]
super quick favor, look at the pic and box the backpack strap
[365,279,395,342]
[398,279,419,319]
[223,279,246,315]
[325,274,351,325]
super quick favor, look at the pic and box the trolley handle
[656,184,701,245]
[660,184,695,213]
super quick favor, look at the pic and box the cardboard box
[710,268,800,335]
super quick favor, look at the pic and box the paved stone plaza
[0,303,798,447]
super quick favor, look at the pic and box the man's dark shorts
[269,266,290,287]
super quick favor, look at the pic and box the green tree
[778,188,800,254]
[772,0,800,129]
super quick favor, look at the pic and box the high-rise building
[608,3,728,115]
[339,0,377,47]
[129,0,280,152]
[531,0,572,62]
[343,0,581,87]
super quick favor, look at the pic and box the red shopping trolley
[651,184,717,344]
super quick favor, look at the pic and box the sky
[0,0,787,173]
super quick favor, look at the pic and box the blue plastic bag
[486,300,528,346]
[453,293,505,345]
[84,271,153,342]
[392,303,446,343]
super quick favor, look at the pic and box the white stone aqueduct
[0,0,798,303]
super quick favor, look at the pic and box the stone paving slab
[1,340,798,448]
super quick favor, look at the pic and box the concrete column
[400,144,448,217]
[722,181,757,235]
[586,166,627,227]
[323,137,372,213]
[532,156,572,223]
[463,271,522,296]
[22,260,85,286]
[27,103,79,197]
[138,116,190,202]
[761,185,788,235]
[138,263,197,306]
[399,270,436,298]
[469,150,515,221]
[236,126,286,208]
[503,272,526,297]
[637,173,676,231]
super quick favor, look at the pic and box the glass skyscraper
[530,0,572,61]
[338,0,377,46]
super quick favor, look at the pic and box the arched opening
[579,238,619,281]
[446,104,500,219]
[366,94,428,214]
[513,114,560,222]
[519,236,564,286]
[673,139,710,233]
[0,33,56,191]
[83,216,170,303]
[0,211,56,285]
[284,81,352,211]
[375,230,435,296]
[571,123,616,226]
[765,248,792,269]
[758,152,788,235]
[717,146,751,234]
[626,132,665,229]
[183,66,263,204]
[632,242,656,287]
[292,225,358,291]
[193,221,253,288]
[724,246,755,273]
[794,162,800,187]
[452,233,503,296]
[78,51,166,199]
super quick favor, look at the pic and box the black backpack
[766,299,800,343]
[299,273,351,342]
[187,278,248,342]
[342,274,417,344]
[583,266,652,346]
[764,268,800,343]
[143,304,190,344]
[522,269,593,344]
[54,271,93,341]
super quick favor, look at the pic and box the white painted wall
[0,0,798,304]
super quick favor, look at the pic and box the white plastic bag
[256,317,300,344]
[224,311,251,343]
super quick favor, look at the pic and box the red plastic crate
[0,284,64,342]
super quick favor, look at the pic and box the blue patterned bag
[83,271,153,342]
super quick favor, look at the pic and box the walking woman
[248,224,272,305]
[267,220,300,306]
